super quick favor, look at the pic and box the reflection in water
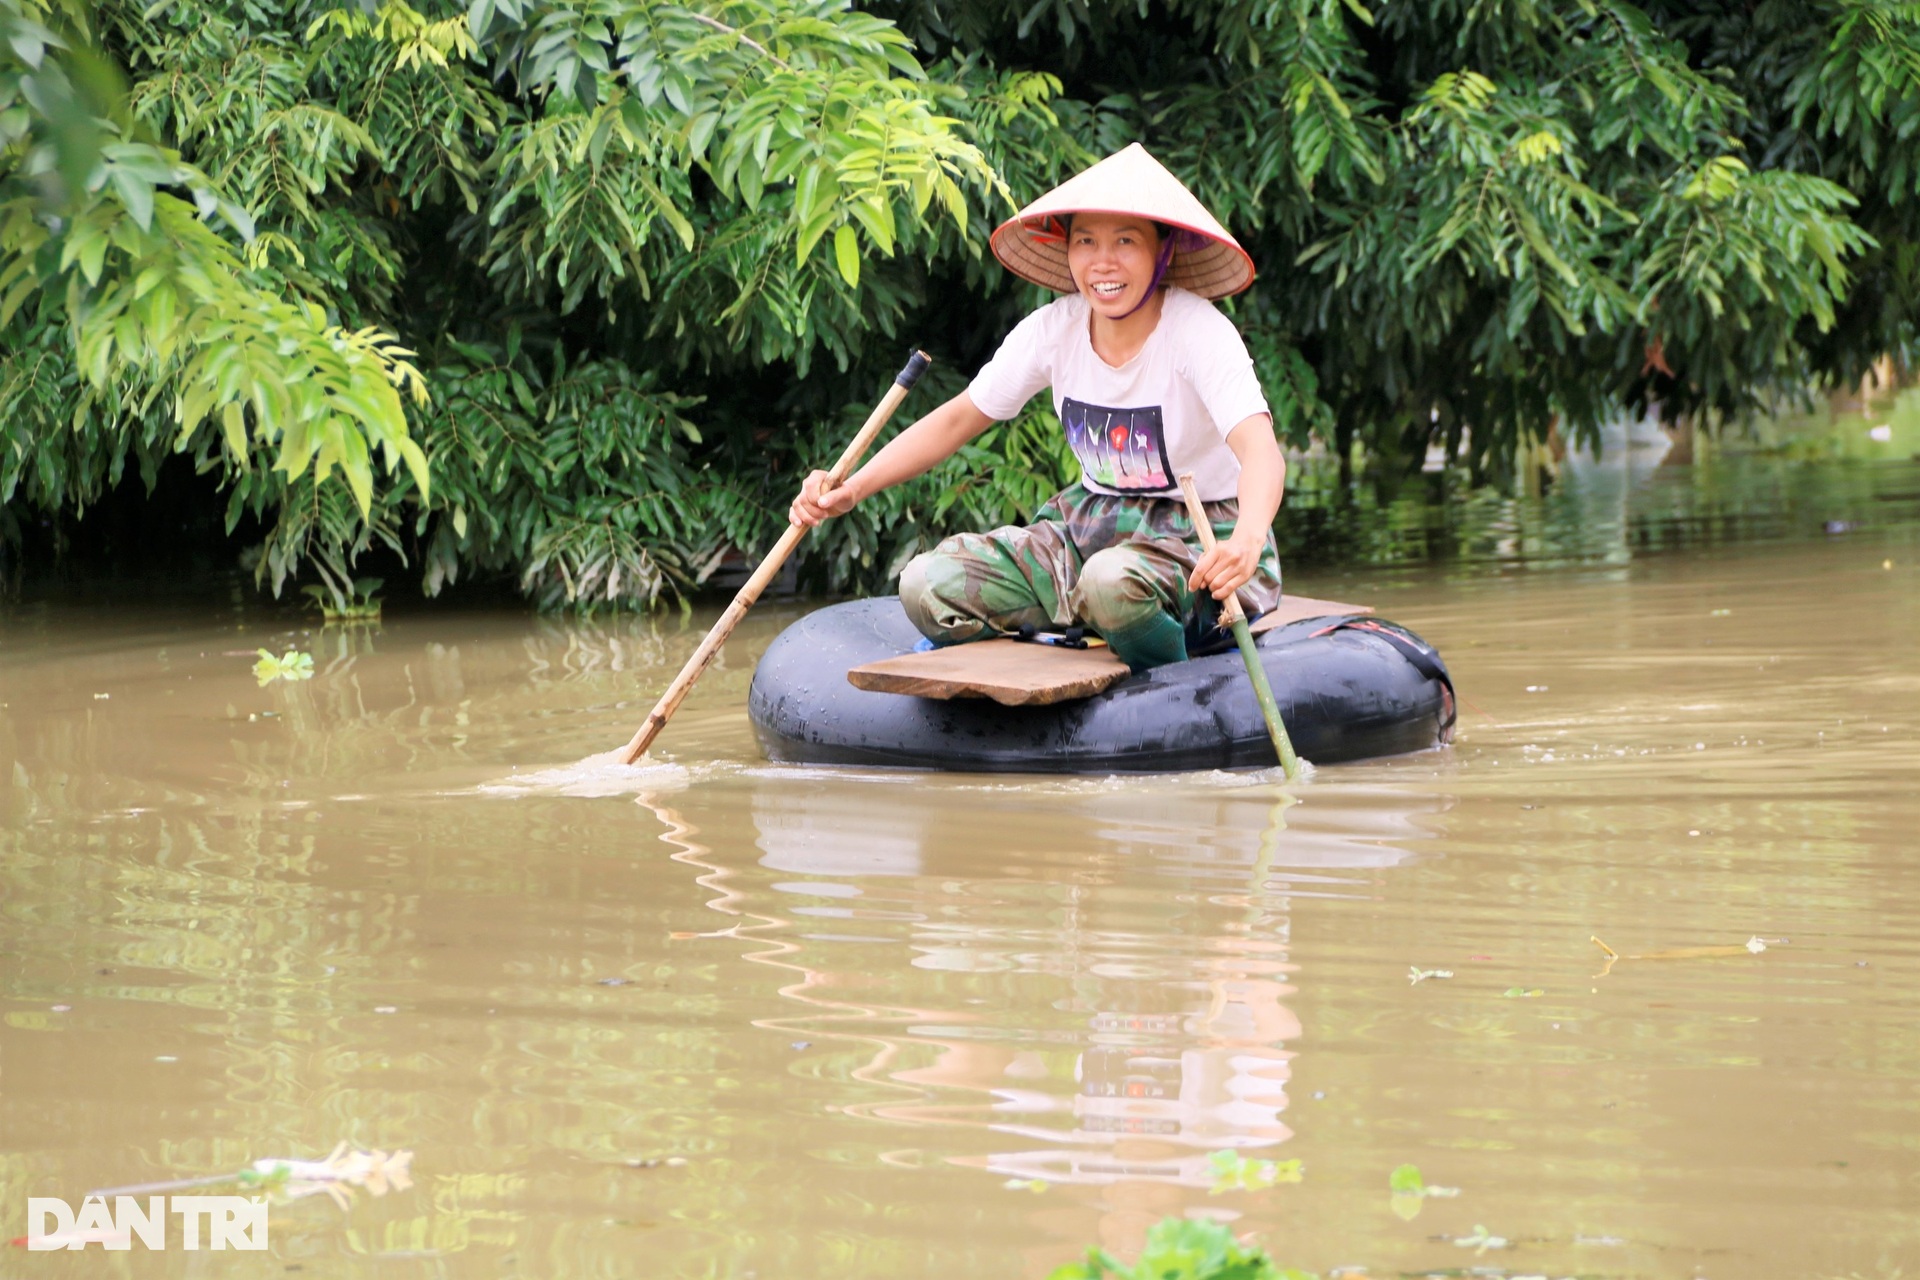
[720,781,1443,1208]
[1285,398,1920,570]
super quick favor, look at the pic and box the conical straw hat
[990,143,1255,300]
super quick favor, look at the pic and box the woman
[790,143,1285,672]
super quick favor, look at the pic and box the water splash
[474,748,694,798]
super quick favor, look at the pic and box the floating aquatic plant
[1207,1149,1303,1194]
[253,649,315,685]
[1048,1216,1313,1280]
[1388,1163,1461,1221]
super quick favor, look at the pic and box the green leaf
[109,169,155,232]
[221,402,248,458]
[849,194,897,255]
[833,223,861,287]
[73,230,108,286]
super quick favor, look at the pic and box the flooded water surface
[3,425,1919,1278]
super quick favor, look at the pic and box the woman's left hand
[1187,530,1263,602]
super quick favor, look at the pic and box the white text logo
[26,1196,268,1250]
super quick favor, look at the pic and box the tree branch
[687,12,791,73]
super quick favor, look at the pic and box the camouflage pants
[899,483,1283,671]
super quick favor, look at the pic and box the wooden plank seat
[846,595,1371,706]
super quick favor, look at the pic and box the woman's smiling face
[1065,212,1164,318]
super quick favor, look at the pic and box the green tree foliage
[4,0,1916,606]
[0,0,430,536]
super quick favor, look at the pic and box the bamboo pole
[617,350,931,764]
[1175,473,1302,781]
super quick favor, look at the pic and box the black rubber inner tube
[749,598,1456,774]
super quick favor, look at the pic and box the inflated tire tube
[749,597,1455,773]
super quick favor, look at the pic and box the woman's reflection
[731,780,1434,1190]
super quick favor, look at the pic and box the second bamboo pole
[1176,473,1302,781]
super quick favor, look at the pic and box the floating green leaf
[1047,1216,1314,1280]
[1207,1149,1303,1194]
[1386,1162,1460,1221]
[253,649,314,685]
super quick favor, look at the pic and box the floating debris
[1409,967,1455,985]
[250,1144,414,1210]
[1207,1149,1302,1194]
[88,1143,413,1212]
[1389,1164,1458,1197]
[1591,934,1784,976]
[1451,1223,1509,1253]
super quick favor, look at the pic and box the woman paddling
[790,143,1285,672]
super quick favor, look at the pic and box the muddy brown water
[3,442,1919,1277]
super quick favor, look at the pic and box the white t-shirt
[965,287,1270,502]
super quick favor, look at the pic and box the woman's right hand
[789,470,861,527]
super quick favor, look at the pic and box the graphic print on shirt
[1061,398,1174,493]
